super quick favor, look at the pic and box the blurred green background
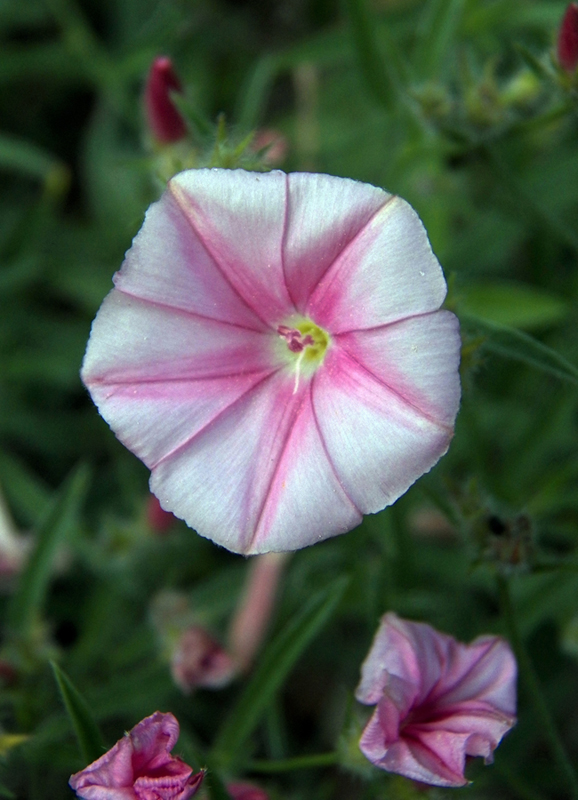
[1,0,578,798]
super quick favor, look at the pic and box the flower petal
[82,292,277,386]
[359,713,468,787]
[69,736,134,796]
[356,614,427,706]
[337,311,461,428]
[282,173,390,311]
[113,189,267,331]
[149,373,361,554]
[129,712,180,772]
[306,196,447,333]
[432,636,517,715]
[87,371,274,471]
[313,349,453,514]
[409,703,515,753]
[247,383,362,553]
[169,169,294,326]
[82,293,278,469]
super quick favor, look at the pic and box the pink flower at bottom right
[355,613,517,787]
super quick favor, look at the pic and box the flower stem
[497,573,578,800]
[247,752,338,772]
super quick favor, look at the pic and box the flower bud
[171,626,237,693]
[146,494,177,533]
[250,129,288,166]
[558,3,578,73]
[227,782,269,800]
[145,56,187,144]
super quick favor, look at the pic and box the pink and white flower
[82,169,460,555]
[355,613,517,787]
[69,711,204,800]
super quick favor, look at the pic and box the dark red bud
[558,3,578,73]
[145,56,187,143]
[147,494,177,533]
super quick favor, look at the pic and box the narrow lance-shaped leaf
[205,771,231,800]
[211,576,349,770]
[0,782,16,800]
[343,0,402,109]
[7,464,90,642]
[461,313,578,386]
[414,0,466,78]
[51,661,105,765]
[0,132,66,184]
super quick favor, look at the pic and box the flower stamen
[277,319,330,392]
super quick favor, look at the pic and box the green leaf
[514,42,554,82]
[205,770,231,800]
[0,132,60,179]
[414,0,465,77]
[50,661,105,764]
[0,734,29,757]
[461,313,578,386]
[7,464,90,641]
[235,54,278,131]
[343,0,401,109]
[0,450,51,527]
[211,576,348,771]
[460,281,568,329]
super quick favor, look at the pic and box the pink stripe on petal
[114,191,267,331]
[82,292,279,386]
[360,729,467,787]
[248,383,362,553]
[433,637,517,714]
[169,169,295,326]
[69,736,134,793]
[149,373,313,554]
[356,618,426,706]
[313,348,453,514]
[88,372,274,470]
[402,731,471,786]
[337,311,461,428]
[283,173,390,310]
[307,197,447,333]
[130,712,180,770]
[411,705,515,741]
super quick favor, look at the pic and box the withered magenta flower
[82,169,461,554]
[355,613,517,787]
[69,711,204,800]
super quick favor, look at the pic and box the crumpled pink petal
[69,711,204,800]
[355,614,517,787]
[82,169,461,555]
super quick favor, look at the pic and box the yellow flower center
[276,317,330,391]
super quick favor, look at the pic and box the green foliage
[50,661,104,764]
[7,465,89,643]
[212,576,348,771]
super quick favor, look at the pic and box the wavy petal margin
[82,169,461,554]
